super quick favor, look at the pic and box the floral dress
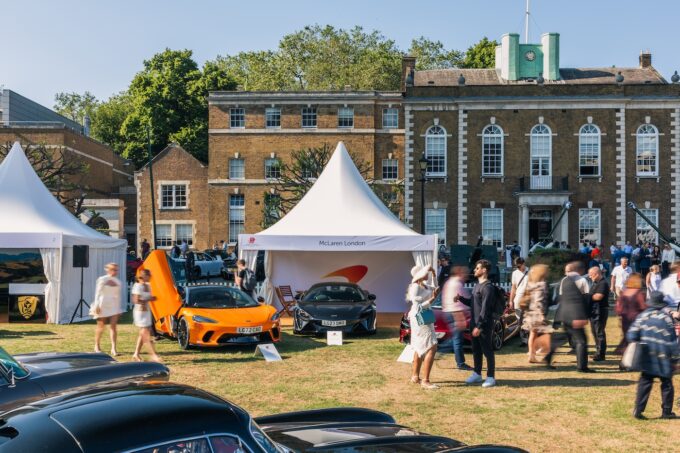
[407,283,437,357]
[521,281,550,333]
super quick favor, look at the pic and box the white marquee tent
[0,142,127,323]
[239,141,437,312]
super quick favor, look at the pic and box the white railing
[530,175,552,190]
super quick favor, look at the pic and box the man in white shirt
[659,263,680,310]
[509,257,529,310]
[661,244,677,278]
[441,266,473,371]
[610,257,632,298]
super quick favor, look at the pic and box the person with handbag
[465,259,497,388]
[627,291,678,419]
[521,264,550,363]
[131,269,161,363]
[90,263,124,356]
[407,265,438,389]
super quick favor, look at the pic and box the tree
[53,91,100,125]
[90,92,131,155]
[215,51,292,91]
[461,37,498,69]
[408,37,464,70]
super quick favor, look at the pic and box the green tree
[215,51,292,91]
[53,91,100,125]
[90,92,131,155]
[461,37,498,69]
[408,37,464,70]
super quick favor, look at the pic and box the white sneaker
[465,372,483,384]
[482,377,496,388]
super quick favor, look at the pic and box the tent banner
[239,234,435,252]
[270,250,415,313]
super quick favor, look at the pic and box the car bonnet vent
[0,426,19,444]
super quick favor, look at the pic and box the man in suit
[437,255,452,288]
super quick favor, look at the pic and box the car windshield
[0,347,30,379]
[187,287,259,309]
[302,284,364,302]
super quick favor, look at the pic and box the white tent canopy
[239,141,437,312]
[0,142,126,323]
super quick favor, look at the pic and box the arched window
[425,125,446,177]
[530,124,552,189]
[482,124,504,176]
[636,124,658,176]
[578,124,601,176]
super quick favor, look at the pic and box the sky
[3,0,680,109]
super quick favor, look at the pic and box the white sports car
[170,253,225,279]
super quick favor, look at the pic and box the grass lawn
[1,315,678,452]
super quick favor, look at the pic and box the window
[338,107,354,128]
[382,108,399,128]
[578,208,601,244]
[636,124,658,176]
[229,158,245,180]
[425,208,446,246]
[381,159,398,180]
[160,184,187,209]
[229,194,245,243]
[425,125,447,177]
[301,107,317,128]
[530,124,552,189]
[175,224,193,246]
[579,124,601,176]
[636,208,658,244]
[133,437,210,453]
[482,124,504,176]
[229,108,245,128]
[264,158,281,180]
[482,208,503,249]
[265,107,280,128]
[155,224,172,248]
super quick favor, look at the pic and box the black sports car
[0,381,527,452]
[0,347,169,413]
[293,282,377,335]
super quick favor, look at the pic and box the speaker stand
[70,267,90,324]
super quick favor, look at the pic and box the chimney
[639,50,652,68]
[401,55,416,92]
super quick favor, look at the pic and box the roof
[136,143,207,172]
[414,67,668,86]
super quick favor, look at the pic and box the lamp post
[147,127,158,250]
[418,155,429,234]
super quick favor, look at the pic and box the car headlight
[271,311,281,322]
[296,308,311,319]
[192,315,217,324]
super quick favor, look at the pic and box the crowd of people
[406,250,680,419]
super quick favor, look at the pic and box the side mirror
[257,296,265,304]
[368,294,377,301]
[294,293,302,301]
[8,368,16,388]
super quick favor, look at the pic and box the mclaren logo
[18,296,39,319]
[323,265,368,284]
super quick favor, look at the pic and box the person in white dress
[90,263,124,356]
[407,265,439,389]
[131,269,161,362]
[646,264,662,298]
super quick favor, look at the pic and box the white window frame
[482,208,504,250]
[155,224,173,248]
[382,108,399,129]
[174,224,194,247]
[578,124,601,177]
[381,158,398,181]
[264,158,281,180]
[338,107,354,128]
[229,108,245,128]
[153,221,196,249]
[229,194,245,243]
[301,107,317,128]
[636,124,659,177]
[425,208,446,246]
[482,124,504,177]
[229,158,245,180]
[636,208,659,244]
[578,208,601,244]
[158,182,188,210]
[265,107,281,128]
[425,125,447,177]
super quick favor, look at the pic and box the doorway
[529,209,553,244]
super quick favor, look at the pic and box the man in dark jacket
[627,291,678,419]
[437,255,452,288]
[588,266,610,362]
[465,259,496,388]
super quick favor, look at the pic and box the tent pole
[148,127,158,250]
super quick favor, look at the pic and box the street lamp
[418,155,429,234]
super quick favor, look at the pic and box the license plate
[237,326,263,334]
[321,320,346,327]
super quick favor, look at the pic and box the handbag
[620,342,648,371]
[415,304,436,326]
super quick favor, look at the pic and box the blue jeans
[444,312,466,367]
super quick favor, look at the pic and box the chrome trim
[121,432,254,453]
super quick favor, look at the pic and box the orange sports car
[139,251,281,349]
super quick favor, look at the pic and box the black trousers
[472,328,495,378]
[549,323,588,370]
[635,373,675,414]
[590,310,609,359]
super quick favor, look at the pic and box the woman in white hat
[407,264,439,389]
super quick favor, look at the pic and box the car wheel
[492,320,504,351]
[177,318,191,350]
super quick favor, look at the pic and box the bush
[526,248,590,284]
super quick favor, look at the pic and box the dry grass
[1,315,678,452]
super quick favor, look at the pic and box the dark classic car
[293,282,377,335]
[0,381,527,452]
[399,291,522,351]
[0,347,169,413]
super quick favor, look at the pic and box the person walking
[660,262,680,310]
[140,239,150,260]
[407,265,439,389]
[441,266,473,371]
[661,244,676,279]
[588,266,610,362]
[610,257,633,299]
[90,263,124,356]
[437,255,452,288]
[235,259,257,298]
[509,257,529,311]
[180,239,188,258]
[614,273,647,355]
[628,292,678,419]
[465,259,497,388]
[131,269,161,363]
[646,265,662,298]
[521,264,550,363]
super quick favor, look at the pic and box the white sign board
[397,344,415,363]
[254,343,282,362]
[327,330,343,346]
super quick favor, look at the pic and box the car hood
[15,352,116,378]
[297,301,374,319]
[186,305,276,326]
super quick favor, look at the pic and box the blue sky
[3,0,679,108]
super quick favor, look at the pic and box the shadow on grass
[0,330,57,338]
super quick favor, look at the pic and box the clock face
[525,50,536,62]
